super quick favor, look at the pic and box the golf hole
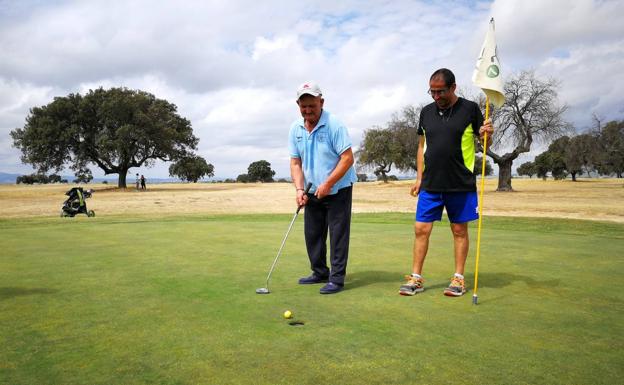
[288,320,305,326]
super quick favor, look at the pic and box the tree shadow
[347,270,402,290]
[0,287,58,300]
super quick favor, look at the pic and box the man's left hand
[479,119,494,140]
[315,182,332,199]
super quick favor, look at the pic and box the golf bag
[61,187,95,217]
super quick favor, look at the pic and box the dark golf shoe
[298,274,328,285]
[319,282,343,294]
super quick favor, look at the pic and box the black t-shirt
[417,97,484,192]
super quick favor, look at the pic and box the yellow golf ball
[283,310,293,319]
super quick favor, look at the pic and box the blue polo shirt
[288,109,357,195]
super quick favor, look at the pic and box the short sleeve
[288,124,301,158]
[331,122,352,155]
[473,102,484,137]
[417,108,425,136]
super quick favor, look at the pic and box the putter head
[472,294,478,305]
[256,288,270,294]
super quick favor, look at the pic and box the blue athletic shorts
[416,190,479,223]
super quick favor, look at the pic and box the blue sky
[1,0,622,179]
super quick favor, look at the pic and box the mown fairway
[1,213,622,384]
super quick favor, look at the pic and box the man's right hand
[410,180,421,197]
[296,189,309,207]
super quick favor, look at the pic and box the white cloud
[0,78,57,173]
[1,0,623,179]
[539,42,624,126]
[252,35,299,61]
[493,0,624,59]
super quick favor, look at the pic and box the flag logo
[471,18,505,108]
[486,65,499,78]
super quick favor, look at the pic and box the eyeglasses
[428,88,449,96]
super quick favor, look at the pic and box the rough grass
[1,178,623,222]
[1,214,622,384]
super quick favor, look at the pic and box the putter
[256,182,312,294]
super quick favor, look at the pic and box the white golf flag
[472,18,505,108]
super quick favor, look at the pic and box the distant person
[140,175,146,190]
[135,173,140,191]
[289,82,358,294]
[399,68,494,297]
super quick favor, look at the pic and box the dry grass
[1,178,623,222]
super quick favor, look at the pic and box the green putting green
[1,214,622,384]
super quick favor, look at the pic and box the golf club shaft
[264,183,312,290]
[264,210,300,289]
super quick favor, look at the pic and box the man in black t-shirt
[399,68,493,297]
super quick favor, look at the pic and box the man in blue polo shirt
[289,82,357,294]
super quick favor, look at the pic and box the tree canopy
[169,155,214,183]
[236,174,251,183]
[356,127,398,183]
[487,70,572,191]
[474,155,493,176]
[247,160,275,182]
[528,120,623,181]
[356,105,420,183]
[594,120,624,178]
[11,87,199,188]
[563,134,595,179]
[16,173,65,184]
[533,152,552,180]
[516,162,537,178]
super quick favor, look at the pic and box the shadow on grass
[347,270,401,289]
[0,287,58,300]
[463,272,560,290]
[346,271,560,293]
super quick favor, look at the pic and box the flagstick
[473,96,489,305]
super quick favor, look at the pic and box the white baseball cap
[296,82,322,100]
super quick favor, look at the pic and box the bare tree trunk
[375,164,391,183]
[488,150,519,191]
[117,170,128,188]
[496,159,514,191]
